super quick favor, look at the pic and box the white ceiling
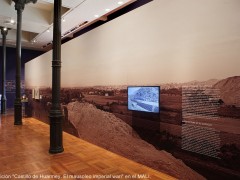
[0,0,136,51]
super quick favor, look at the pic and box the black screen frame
[127,86,160,114]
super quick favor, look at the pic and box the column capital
[0,27,9,36]
[12,0,37,11]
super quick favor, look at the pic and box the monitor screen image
[128,86,160,113]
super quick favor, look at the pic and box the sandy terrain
[213,76,240,106]
[67,101,205,180]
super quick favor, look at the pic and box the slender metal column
[49,0,64,154]
[13,0,37,125]
[1,27,8,114]
[14,5,23,125]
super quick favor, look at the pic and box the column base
[1,98,7,114]
[14,100,22,125]
[49,147,64,154]
[49,110,64,154]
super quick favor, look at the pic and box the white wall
[25,0,240,88]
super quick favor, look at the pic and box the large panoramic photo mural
[25,1,240,179]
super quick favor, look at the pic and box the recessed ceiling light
[3,27,7,31]
[94,15,99,18]
[10,19,15,24]
[47,29,50,32]
[62,18,66,22]
[105,8,110,12]
[118,1,123,5]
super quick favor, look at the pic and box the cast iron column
[13,0,37,125]
[1,27,8,114]
[49,0,64,154]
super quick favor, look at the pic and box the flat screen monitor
[128,86,160,113]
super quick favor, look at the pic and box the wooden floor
[0,115,176,180]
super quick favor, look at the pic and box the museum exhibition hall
[0,0,240,179]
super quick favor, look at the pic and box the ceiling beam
[0,0,52,32]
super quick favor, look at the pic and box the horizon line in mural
[25,77,230,89]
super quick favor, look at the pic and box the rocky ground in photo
[67,102,205,180]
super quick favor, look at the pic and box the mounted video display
[128,86,160,113]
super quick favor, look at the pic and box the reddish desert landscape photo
[25,76,240,179]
